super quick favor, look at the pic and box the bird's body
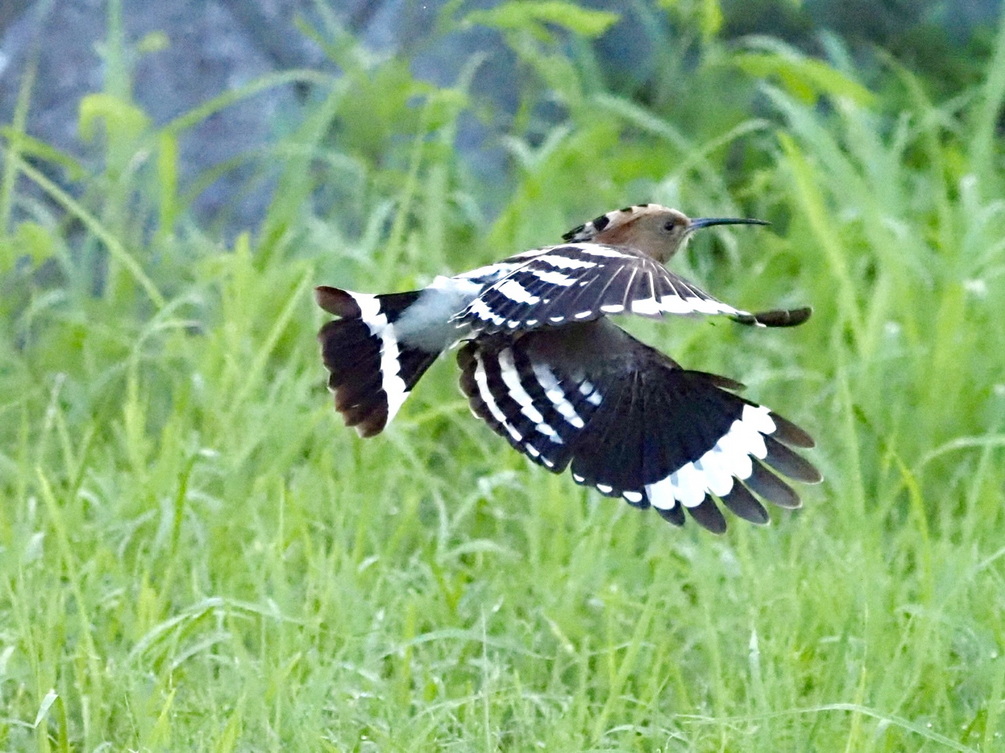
[316,204,820,533]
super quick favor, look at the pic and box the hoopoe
[316,204,821,533]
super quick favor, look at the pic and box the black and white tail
[316,286,440,437]
[457,320,820,532]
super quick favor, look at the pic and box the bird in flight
[316,204,821,533]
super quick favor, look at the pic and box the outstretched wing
[453,243,771,334]
[457,320,820,532]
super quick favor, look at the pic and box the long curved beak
[688,217,770,232]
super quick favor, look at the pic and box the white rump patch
[398,280,479,351]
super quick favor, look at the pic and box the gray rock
[1,0,1000,237]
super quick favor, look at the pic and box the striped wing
[457,321,820,532]
[453,243,752,334]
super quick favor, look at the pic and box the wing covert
[453,243,753,333]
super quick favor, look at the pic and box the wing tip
[733,306,813,328]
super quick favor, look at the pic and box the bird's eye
[663,220,677,232]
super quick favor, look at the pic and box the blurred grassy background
[1,1,1004,750]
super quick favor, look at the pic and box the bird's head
[562,204,769,263]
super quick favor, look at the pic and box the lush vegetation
[2,2,1004,750]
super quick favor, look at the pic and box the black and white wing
[453,243,807,334]
[457,319,820,532]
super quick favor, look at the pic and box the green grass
[2,4,1005,751]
